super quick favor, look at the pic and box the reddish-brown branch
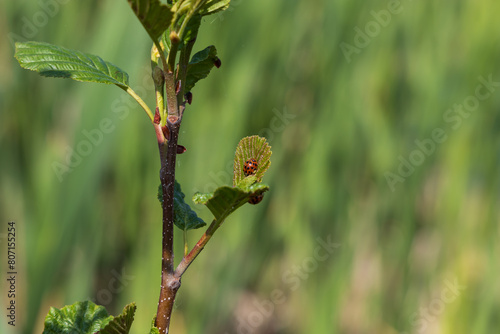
[155,117,182,334]
[155,63,183,334]
[175,219,218,278]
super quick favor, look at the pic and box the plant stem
[183,229,188,257]
[151,45,166,125]
[156,86,166,126]
[123,87,154,122]
[164,71,178,118]
[175,219,218,277]
[156,117,182,334]
[154,5,208,330]
[176,38,195,106]
[155,35,185,330]
[167,42,179,73]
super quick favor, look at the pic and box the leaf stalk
[123,87,154,122]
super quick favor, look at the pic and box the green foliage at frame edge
[14,1,231,97]
[127,0,173,41]
[42,301,136,334]
[129,0,231,45]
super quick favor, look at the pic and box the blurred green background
[1,0,500,333]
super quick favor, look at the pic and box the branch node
[168,115,179,123]
[168,278,181,291]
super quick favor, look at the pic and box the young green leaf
[158,181,206,231]
[233,136,272,187]
[127,0,174,42]
[43,301,113,334]
[199,0,231,16]
[185,45,219,92]
[173,180,206,230]
[181,14,201,47]
[193,183,269,223]
[99,303,137,334]
[15,41,129,89]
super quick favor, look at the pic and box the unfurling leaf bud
[169,31,180,44]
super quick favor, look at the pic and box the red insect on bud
[248,193,263,205]
[185,92,193,105]
[213,57,221,68]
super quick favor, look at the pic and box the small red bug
[243,158,258,176]
[248,193,263,205]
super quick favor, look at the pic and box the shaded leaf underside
[127,0,173,41]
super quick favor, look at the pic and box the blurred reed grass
[1,0,500,333]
